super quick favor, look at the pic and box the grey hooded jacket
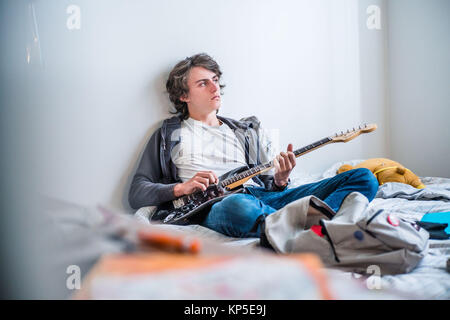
[128,114,285,210]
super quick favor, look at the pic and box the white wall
[358,0,389,158]
[387,0,450,178]
[3,0,388,213]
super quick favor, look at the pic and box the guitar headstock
[330,123,377,143]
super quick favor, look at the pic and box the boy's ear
[179,93,189,103]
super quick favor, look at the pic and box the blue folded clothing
[420,212,450,234]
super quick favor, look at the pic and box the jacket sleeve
[128,129,179,209]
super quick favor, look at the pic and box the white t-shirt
[171,117,260,187]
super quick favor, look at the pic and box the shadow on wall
[112,69,175,213]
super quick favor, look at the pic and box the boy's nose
[210,82,219,92]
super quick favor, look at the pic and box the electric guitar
[152,123,377,225]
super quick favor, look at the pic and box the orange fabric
[74,252,332,300]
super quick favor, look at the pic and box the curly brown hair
[166,53,225,119]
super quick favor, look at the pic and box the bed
[45,160,450,299]
[133,160,450,299]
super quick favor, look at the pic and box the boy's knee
[219,194,249,210]
[352,168,379,199]
[206,194,264,238]
[351,168,374,181]
[211,194,253,219]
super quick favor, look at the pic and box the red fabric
[311,225,324,237]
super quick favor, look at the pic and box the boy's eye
[199,78,219,87]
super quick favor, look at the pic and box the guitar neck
[220,137,332,189]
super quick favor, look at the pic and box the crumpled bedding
[376,180,450,201]
[136,162,450,299]
[362,176,450,299]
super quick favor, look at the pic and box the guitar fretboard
[220,137,332,188]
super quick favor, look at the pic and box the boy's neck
[189,112,221,127]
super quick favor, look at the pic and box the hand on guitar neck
[173,171,219,197]
[273,143,297,188]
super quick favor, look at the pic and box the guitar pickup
[173,198,185,209]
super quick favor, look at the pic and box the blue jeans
[201,168,378,238]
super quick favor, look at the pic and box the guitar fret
[294,138,331,157]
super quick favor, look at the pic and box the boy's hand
[174,171,218,197]
[273,143,296,188]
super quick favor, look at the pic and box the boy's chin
[210,103,221,111]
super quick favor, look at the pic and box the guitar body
[153,165,249,225]
[151,124,377,225]
[153,185,245,225]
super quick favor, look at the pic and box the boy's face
[180,66,221,115]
